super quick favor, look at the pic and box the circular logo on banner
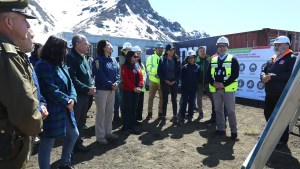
[249,63,257,72]
[238,79,244,88]
[239,63,245,72]
[247,80,255,89]
[261,63,267,71]
[257,81,265,90]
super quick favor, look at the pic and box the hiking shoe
[214,130,226,136]
[126,128,141,135]
[146,112,153,120]
[97,138,108,144]
[158,112,163,119]
[58,165,75,169]
[83,125,88,130]
[204,118,216,124]
[73,144,90,153]
[170,116,177,123]
[230,132,239,141]
[33,136,40,145]
[105,134,118,140]
[196,114,203,121]
[187,116,193,123]
[159,116,166,126]
[113,116,121,123]
[177,120,184,126]
[135,121,143,126]
[276,141,287,148]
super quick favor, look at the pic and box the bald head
[72,34,90,55]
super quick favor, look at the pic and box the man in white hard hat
[146,42,164,120]
[178,50,200,125]
[207,36,239,141]
[261,35,296,148]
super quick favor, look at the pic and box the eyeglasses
[217,45,227,48]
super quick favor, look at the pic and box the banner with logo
[228,46,275,101]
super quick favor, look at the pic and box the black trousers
[264,94,289,144]
[136,92,144,121]
[161,83,178,117]
[122,91,139,131]
[180,91,196,120]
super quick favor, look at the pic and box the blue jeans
[38,117,79,169]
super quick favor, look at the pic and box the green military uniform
[0,0,42,168]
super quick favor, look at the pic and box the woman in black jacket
[157,44,181,124]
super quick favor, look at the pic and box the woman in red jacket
[121,51,144,134]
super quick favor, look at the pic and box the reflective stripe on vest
[146,53,160,83]
[209,54,238,93]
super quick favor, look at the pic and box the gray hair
[71,34,87,48]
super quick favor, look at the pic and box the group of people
[144,37,240,141]
[0,1,298,169]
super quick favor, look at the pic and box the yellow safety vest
[146,53,161,83]
[209,54,238,93]
[140,64,147,92]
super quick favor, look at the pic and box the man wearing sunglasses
[207,36,239,141]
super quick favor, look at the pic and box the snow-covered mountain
[28,0,209,43]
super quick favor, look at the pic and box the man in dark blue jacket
[178,50,200,125]
[67,34,95,152]
[261,36,296,148]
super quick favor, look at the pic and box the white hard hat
[122,42,132,50]
[67,40,73,48]
[187,49,196,57]
[216,36,229,46]
[132,45,142,52]
[273,36,290,45]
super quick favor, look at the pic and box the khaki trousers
[147,81,163,114]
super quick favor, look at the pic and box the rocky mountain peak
[29,0,209,42]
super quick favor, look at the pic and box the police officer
[146,42,164,120]
[207,36,239,141]
[261,36,296,148]
[0,0,43,168]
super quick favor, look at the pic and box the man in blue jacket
[67,34,95,152]
[178,50,200,125]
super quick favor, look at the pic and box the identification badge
[279,60,285,64]
[218,69,222,75]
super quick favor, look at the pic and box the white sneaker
[97,138,108,144]
[105,134,118,139]
[33,136,40,145]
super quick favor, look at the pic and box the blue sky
[148,0,299,36]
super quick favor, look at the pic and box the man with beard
[261,36,296,148]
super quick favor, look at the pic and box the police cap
[0,0,36,19]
